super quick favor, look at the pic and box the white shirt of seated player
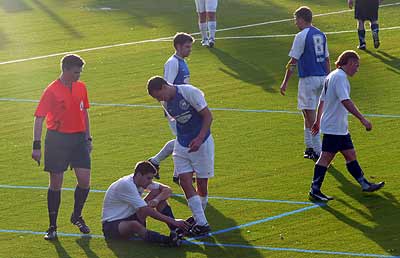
[102,174,160,222]
[289,27,329,61]
[320,68,351,135]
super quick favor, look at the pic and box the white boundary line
[0,2,399,66]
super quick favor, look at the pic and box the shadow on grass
[76,236,101,258]
[364,49,400,75]
[48,239,73,258]
[321,165,400,256]
[0,0,32,13]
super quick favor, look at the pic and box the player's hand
[189,136,203,153]
[173,219,191,231]
[87,140,93,153]
[32,149,41,166]
[361,118,372,131]
[348,0,353,9]
[280,83,287,96]
[311,121,320,136]
[147,199,159,208]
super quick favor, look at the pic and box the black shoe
[148,159,160,179]
[208,38,215,48]
[189,224,211,237]
[372,31,380,49]
[71,214,90,234]
[310,151,320,161]
[168,231,182,247]
[363,181,385,192]
[358,43,366,50]
[44,226,57,240]
[304,148,314,159]
[175,216,196,237]
[309,191,334,202]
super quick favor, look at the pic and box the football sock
[47,189,61,228]
[200,195,208,210]
[346,160,371,189]
[151,139,175,165]
[312,132,322,155]
[208,21,217,40]
[160,205,176,231]
[311,165,328,192]
[371,23,379,34]
[144,230,169,244]
[199,22,208,41]
[188,195,208,226]
[304,128,313,149]
[358,29,366,45]
[73,185,90,218]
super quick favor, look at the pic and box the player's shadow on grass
[48,239,72,258]
[76,236,101,258]
[364,49,400,75]
[209,48,276,93]
[321,166,400,256]
[171,195,264,258]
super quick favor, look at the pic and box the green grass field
[0,0,399,257]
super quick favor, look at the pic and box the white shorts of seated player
[195,0,218,13]
[173,135,214,178]
[297,76,325,110]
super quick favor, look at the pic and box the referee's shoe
[309,190,334,202]
[71,214,90,234]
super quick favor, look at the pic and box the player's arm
[147,184,172,208]
[280,58,297,96]
[164,59,179,84]
[32,116,45,164]
[136,206,190,230]
[341,99,372,131]
[189,107,213,153]
[311,100,324,135]
[325,58,331,74]
[84,109,93,152]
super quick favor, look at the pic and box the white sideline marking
[0,2,399,66]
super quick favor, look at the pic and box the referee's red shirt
[34,79,90,133]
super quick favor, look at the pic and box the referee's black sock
[144,230,169,244]
[73,185,90,218]
[311,164,328,193]
[371,23,379,34]
[346,160,370,189]
[160,205,176,231]
[358,29,366,45]
[47,189,61,228]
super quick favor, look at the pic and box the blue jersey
[164,55,190,85]
[289,26,329,78]
[164,85,210,147]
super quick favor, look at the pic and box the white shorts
[297,76,325,110]
[195,0,218,13]
[173,135,214,178]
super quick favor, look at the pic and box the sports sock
[311,165,328,193]
[208,21,217,40]
[304,128,313,149]
[73,185,90,218]
[144,230,169,244]
[358,29,366,45]
[346,160,371,189]
[47,189,61,228]
[199,22,208,41]
[160,205,176,230]
[150,139,175,165]
[187,195,208,226]
[371,23,379,34]
[312,132,322,155]
[200,195,208,211]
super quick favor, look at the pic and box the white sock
[312,132,322,155]
[151,139,175,164]
[208,21,216,40]
[199,22,208,41]
[187,195,208,226]
[304,128,313,149]
[200,196,208,210]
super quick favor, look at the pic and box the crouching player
[101,161,190,246]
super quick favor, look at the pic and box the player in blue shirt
[147,76,214,236]
[279,6,330,160]
[148,33,194,183]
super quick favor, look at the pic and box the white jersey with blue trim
[164,54,190,85]
[161,85,210,147]
[289,26,329,78]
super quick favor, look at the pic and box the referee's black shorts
[322,134,354,154]
[44,130,91,173]
[355,0,379,21]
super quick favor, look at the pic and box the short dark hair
[147,76,167,95]
[134,161,157,176]
[173,32,194,49]
[61,54,85,70]
[294,6,313,23]
[335,50,360,68]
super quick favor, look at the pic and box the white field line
[0,2,399,66]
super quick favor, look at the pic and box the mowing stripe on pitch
[0,2,398,66]
[0,184,314,205]
[1,98,400,118]
[0,229,397,257]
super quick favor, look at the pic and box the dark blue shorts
[102,214,145,239]
[44,130,91,173]
[355,0,379,21]
[322,134,354,153]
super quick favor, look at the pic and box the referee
[32,54,92,240]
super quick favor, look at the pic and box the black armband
[33,140,41,150]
